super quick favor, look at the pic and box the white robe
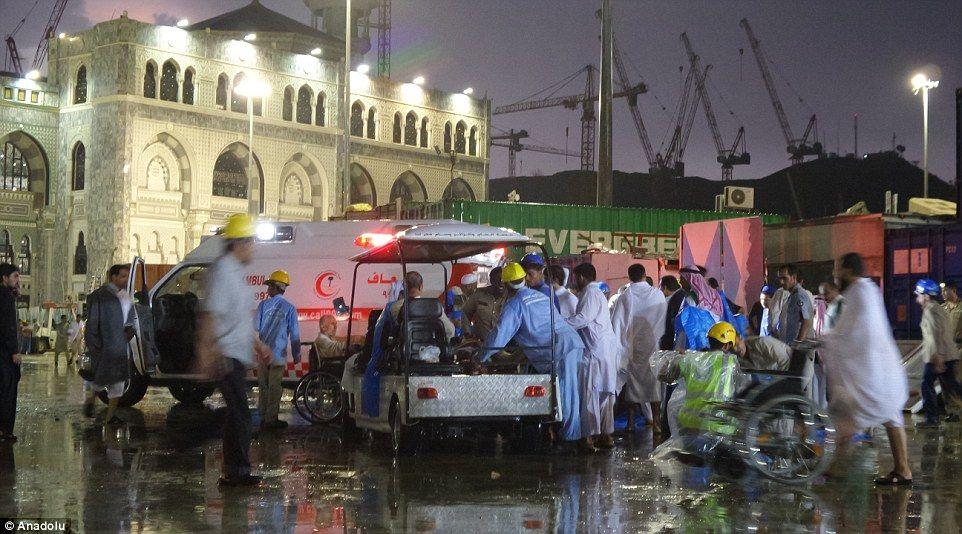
[610,282,667,404]
[819,277,908,430]
[555,287,579,319]
[567,283,618,395]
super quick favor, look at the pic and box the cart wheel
[293,371,343,424]
[744,394,836,484]
[389,398,418,456]
[340,392,362,444]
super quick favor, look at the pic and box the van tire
[168,384,216,405]
[97,373,149,407]
[389,398,418,456]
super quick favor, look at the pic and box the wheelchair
[683,340,836,485]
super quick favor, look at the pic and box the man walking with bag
[255,270,301,431]
[203,214,270,487]
[83,264,136,424]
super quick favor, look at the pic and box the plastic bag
[415,345,441,363]
[674,306,716,350]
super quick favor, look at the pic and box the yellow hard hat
[221,213,256,239]
[267,270,290,286]
[501,262,526,284]
[707,321,738,345]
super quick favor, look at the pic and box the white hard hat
[460,273,479,285]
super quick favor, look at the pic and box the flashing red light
[417,387,438,400]
[524,386,546,398]
[354,232,394,248]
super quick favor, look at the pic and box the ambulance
[114,218,490,407]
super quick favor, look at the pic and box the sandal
[874,471,912,486]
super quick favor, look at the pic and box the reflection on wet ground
[1,355,961,532]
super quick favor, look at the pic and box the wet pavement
[2,355,961,533]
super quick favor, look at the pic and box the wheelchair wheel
[744,394,835,484]
[293,371,343,424]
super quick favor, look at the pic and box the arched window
[17,236,31,275]
[349,163,376,206]
[216,73,228,108]
[73,232,87,275]
[443,177,475,201]
[283,86,294,121]
[1,142,30,191]
[282,175,305,205]
[404,111,418,146]
[443,122,452,153]
[469,126,478,156]
[160,60,179,102]
[74,65,88,104]
[315,92,326,126]
[72,142,85,191]
[296,84,313,124]
[0,231,11,264]
[390,171,427,203]
[420,117,429,148]
[182,68,195,105]
[367,107,377,139]
[131,234,142,258]
[212,149,249,199]
[231,72,247,113]
[392,112,402,143]
[143,62,156,99]
[350,101,364,137]
[455,121,467,154]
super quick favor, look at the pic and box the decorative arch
[168,236,180,263]
[469,126,478,156]
[315,92,326,126]
[443,177,475,201]
[0,130,49,204]
[281,153,329,220]
[73,232,87,275]
[182,67,195,105]
[350,101,365,137]
[366,107,377,139]
[71,142,85,190]
[349,163,376,206]
[283,85,294,121]
[0,231,11,264]
[74,65,88,104]
[231,72,248,113]
[389,171,427,203]
[214,142,264,214]
[443,122,452,153]
[143,61,157,99]
[17,235,31,275]
[160,59,179,102]
[392,112,402,143]
[131,233,142,258]
[404,111,418,146]
[145,156,170,191]
[296,84,313,124]
[141,132,192,208]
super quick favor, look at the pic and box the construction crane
[3,0,33,77]
[681,32,750,180]
[490,129,580,178]
[612,35,658,173]
[493,65,645,171]
[740,18,822,165]
[655,65,703,178]
[32,0,70,70]
[373,0,390,77]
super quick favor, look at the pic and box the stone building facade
[0,2,489,305]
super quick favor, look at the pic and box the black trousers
[220,358,252,478]
[0,357,21,434]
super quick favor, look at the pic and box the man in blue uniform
[255,270,301,430]
[480,262,584,443]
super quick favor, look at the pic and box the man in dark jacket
[659,275,686,350]
[84,264,135,424]
[0,263,22,442]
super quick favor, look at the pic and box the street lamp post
[912,73,939,198]
[235,78,271,215]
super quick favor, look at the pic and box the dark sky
[7,1,961,185]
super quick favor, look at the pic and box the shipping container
[886,223,962,339]
[403,200,786,259]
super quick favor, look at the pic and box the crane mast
[33,0,70,70]
[612,35,656,170]
[740,18,795,147]
[681,33,725,155]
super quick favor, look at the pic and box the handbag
[193,311,230,380]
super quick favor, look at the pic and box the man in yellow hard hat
[255,269,301,431]
[204,213,267,487]
[479,262,585,444]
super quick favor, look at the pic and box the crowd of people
[0,212,960,489]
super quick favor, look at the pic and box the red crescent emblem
[314,271,341,299]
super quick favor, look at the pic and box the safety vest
[677,350,738,435]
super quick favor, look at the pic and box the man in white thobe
[567,263,618,451]
[610,264,667,432]
[548,265,578,318]
[819,253,912,486]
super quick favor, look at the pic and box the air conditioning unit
[714,194,725,212]
[723,186,754,210]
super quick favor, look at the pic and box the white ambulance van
[116,219,456,407]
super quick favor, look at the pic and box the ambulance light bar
[354,233,394,248]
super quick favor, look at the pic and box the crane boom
[5,37,23,76]
[740,18,795,147]
[662,65,698,168]
[32,0,69,70]
[681,33,725,155]
[611,35,656,168]
[676,66,706,165]
[490,129,578,177]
